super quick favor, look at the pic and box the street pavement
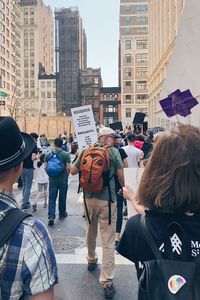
[13,172,138,300]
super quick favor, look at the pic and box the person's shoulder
[22,216,49,237]
[60,149,70,158]
[108,146,119,155]
[126,214,141,226]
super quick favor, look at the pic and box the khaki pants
[85,198,117,287]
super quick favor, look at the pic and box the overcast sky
[45,0,120,87]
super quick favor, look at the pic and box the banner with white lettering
[71,105,98,149]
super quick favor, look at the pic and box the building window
[30,49,34,57]
[135,4,148,12]
[136,16,148,24]
[41,92,45,98]
[94,77,99,84]
[24,80,29,88]
[41,81,45,88]
[30,70,34,77]
[124,5,131,12]
[125,95,132,103]
[126,108,131,118]
[24,8,28,15]
[125,81,131,87]
[136,67,148,77]
[108,105,115,112]
[125,27,131,35]
[125,40,131,50]
[136,40,148,49]
[136,81,147,90]
[30,91,35,97]
[53,92,56,98]
[24,91,29,97]
[136,53,148,62]
[30,60,34,67]
[136,94,148,103]
[30,18,34,25]
[47,81,51,87]
[104,117,114,125]
[125,16,131,25]
[125,68,132,77]
[24,49,28,57]
[136,27,148,34]
[125,54,131,63]
[30,80,34,88]
[47,92,51,98]
[24,39,28,47]
[30,30,34,35]
[24,60,28,68]
[53,81,56,88]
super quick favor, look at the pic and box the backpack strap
[140,214,163,259]
[104,148,113,225]
[0,208,32,248]
[47,150,62,162]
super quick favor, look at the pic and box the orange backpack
[79,146,110,193]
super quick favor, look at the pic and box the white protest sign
[124,167,144,218]
[71,105,98,149]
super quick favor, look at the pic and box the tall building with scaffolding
[55,7,87,115]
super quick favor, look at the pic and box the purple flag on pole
[159,89,198,117]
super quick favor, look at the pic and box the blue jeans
[21,168,34,208]
[48,180,68,219]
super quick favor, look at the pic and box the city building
[38,74,57,117]
[119,0,149,129]
[80,68,102,123]
[99,87,121,126]
[55,7,87,115]
[0,0,21,116]
[19,0,54,116]
[148,0,184,128]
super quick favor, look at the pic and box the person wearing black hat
[0,117,58,299]
[21,131,38,210]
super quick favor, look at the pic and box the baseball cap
[99,127,118,137]
[127,133,136,141]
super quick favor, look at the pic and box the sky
[45,0,120,87]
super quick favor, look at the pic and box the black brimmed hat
[0,117,35,171]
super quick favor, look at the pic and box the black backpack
[0,208,31,248]
[139,214,200,300]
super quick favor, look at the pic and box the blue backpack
[46,151,65,177]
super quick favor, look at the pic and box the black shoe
[104,284,116,299]
[48,219,54,226]
[87,261,97,271]
[59,212,68,219]
[32,204,37,212]
[21,204,31,210]
[115,240,119,250]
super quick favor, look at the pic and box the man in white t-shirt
[122,133,143,167]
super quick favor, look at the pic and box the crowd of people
[1,116,200,299]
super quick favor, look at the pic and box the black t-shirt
[115,147,127,191]
[23,145,38,169]
[117,210,200,279]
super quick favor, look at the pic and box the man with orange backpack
[71,127,124,299]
